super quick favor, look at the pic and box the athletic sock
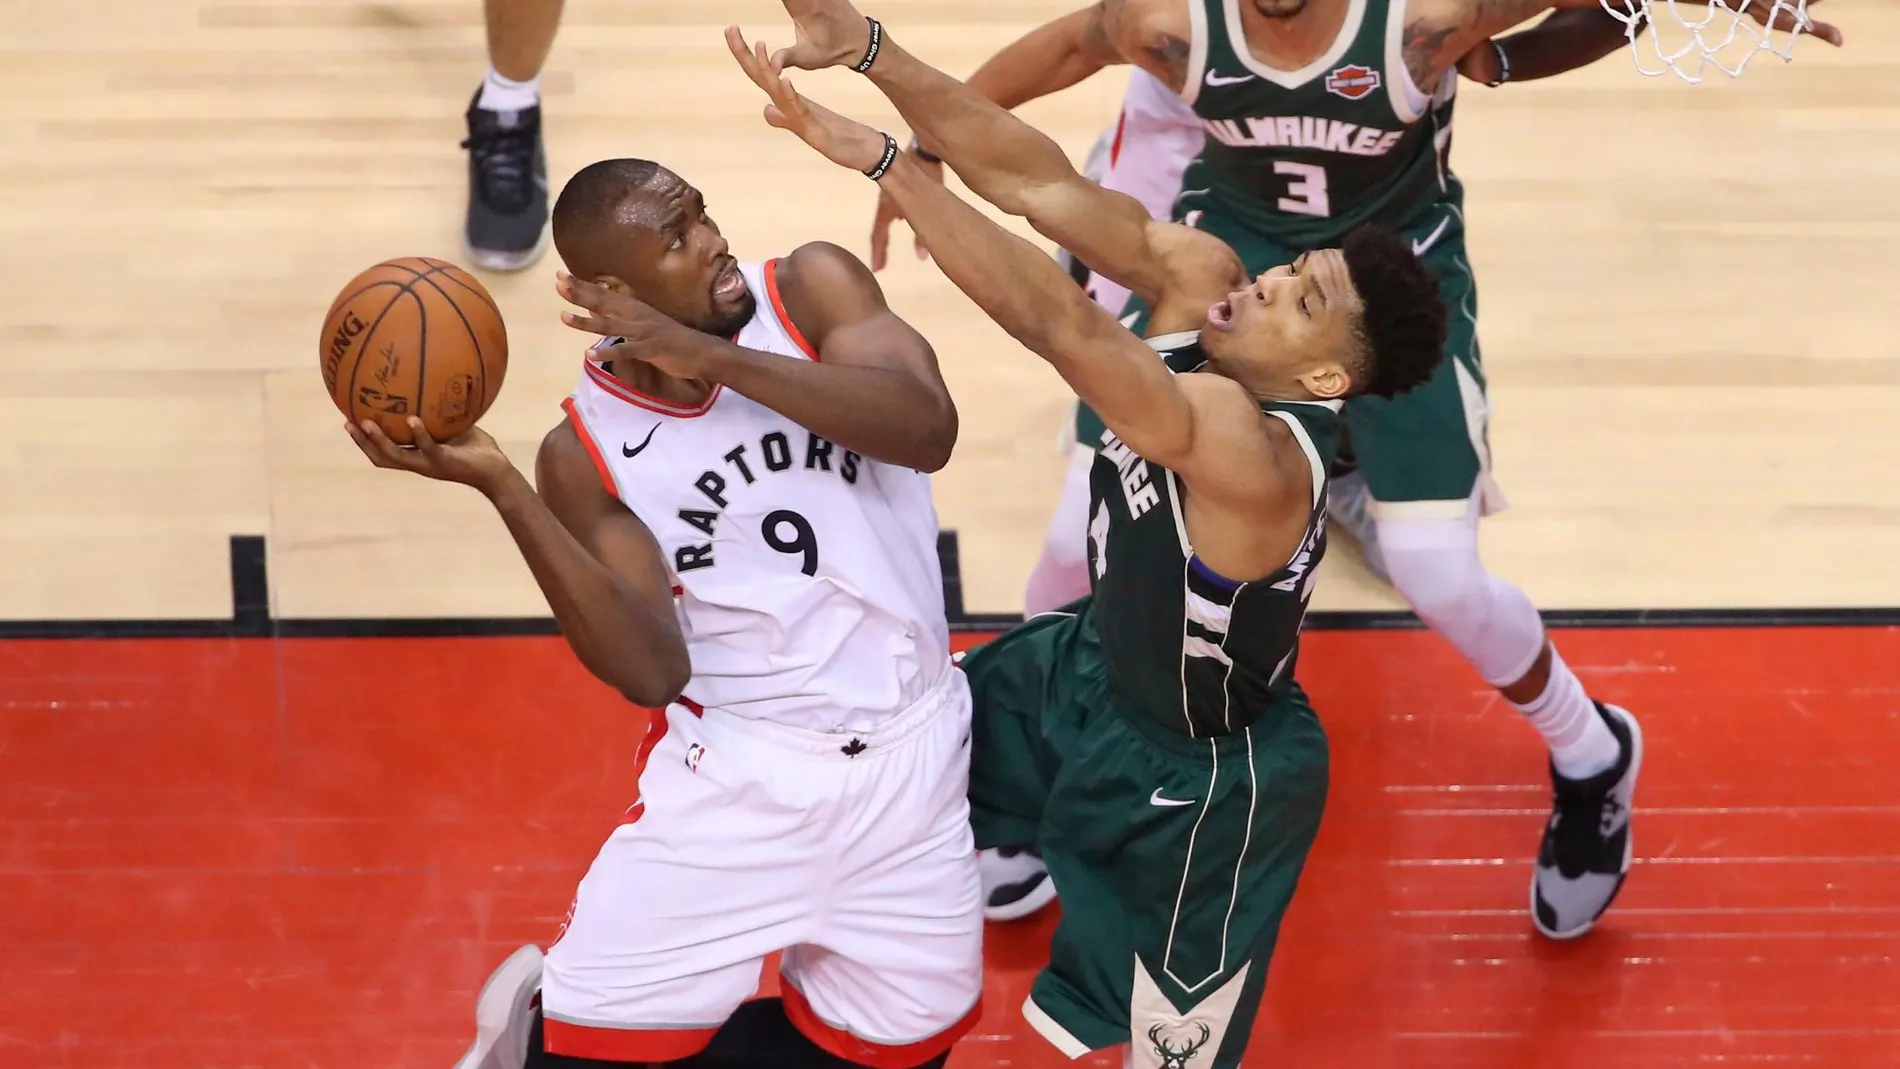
[478,66,541,113]
[1513,648,1620,779]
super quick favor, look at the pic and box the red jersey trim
[763,258,821,361]
[583,357,722,417]
[559,396,619,497]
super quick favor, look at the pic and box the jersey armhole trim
[1266,409,1326,511]
[1182,0,1211,105]
[764,258,821,361]
[561,395,621,498]
[1384,0,1431,123]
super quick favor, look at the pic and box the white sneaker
[451,944,544,1069]
[978,845,1058,922]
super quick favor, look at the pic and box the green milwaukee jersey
[1085,333,1341,738]
[1182,0,1457,244]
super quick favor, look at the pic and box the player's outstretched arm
[726,38,1210,473]
[1458,9,1635,85]
[344,417,691,708]
[557,249,957,473]
[1408,0,1839,87]
[742,9,1215,311]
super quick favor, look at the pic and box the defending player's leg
[1025,684,1329,1069]
[465,0,563,272]
[1348,204,1642,939]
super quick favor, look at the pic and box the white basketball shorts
[539,667,985,1068]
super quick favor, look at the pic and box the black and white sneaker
[461,92,550,273]
[451,944,544,1069]
[1532,703,1643,940]
[978,845,1058,922]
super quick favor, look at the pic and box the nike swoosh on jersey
[1204,71,1255,87]
[1411,216,1452,257]
[621,423,660,458]
[1150,789,1196,807]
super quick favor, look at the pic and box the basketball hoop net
[1598,0,1816,83]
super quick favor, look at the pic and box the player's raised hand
[755,0,872,72]
[346,418,514,493]
[1746,0,1843,47]
[726,26,889,173]
[556,271,710,379]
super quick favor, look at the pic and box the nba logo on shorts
[684,743,706,773]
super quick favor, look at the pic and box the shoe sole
[1531,704,1644,941]
[451,944,544,1069]
[464,225,551,274]
[985,872,1059,923]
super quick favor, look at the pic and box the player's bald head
[552,158,680,279]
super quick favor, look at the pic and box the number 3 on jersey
[763,509,818,576]
[1273,162,1331,218]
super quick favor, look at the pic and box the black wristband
[863,133,899,181]
[852,17,883,73]
[908,136,942,164]
[1487,39,1511,86]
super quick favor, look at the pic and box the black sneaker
[461,91,549,273]
[1532,703,1643,940]
[978,844,1058,922]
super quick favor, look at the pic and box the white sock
[1514,648,1620,779]
[478,67,541,113]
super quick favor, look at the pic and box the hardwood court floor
[1,1,1898,622]
[3,624,1896,1067]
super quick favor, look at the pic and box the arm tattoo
[1400,20,1460,88]
[1144,34,1191,92]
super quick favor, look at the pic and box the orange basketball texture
[319,257,508,445]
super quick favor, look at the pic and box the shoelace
[462,121,538,214]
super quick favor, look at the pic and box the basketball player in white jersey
[346,157,981,1069]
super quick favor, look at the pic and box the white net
[1597,0,1817,83]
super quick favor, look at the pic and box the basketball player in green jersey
[728,4,1446,1063]
[875,0,1839,941]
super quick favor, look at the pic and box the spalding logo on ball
[320,256,509,444]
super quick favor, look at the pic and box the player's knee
[1379,515,1545,687]
[1379,524,1489,630]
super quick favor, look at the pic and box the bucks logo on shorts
[1128,957,1252,1069]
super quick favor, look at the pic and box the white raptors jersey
[563,259,951,733]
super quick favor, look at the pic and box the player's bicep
[781,242,953,394]
[1168,375,1302,511]
[1045,306,1197,464]
[536,422,678,604]
[1108,0,1197,91]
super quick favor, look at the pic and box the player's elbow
[912,399,959,473]
[615,644,690,710]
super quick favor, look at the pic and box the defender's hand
[869,157,944,271]
[346,418,514,494]
[557,271,712,379]
[1747,0,1843,46]
[759,0,873,71]
[726,26,889,173]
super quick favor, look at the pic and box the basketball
[319,256,509,445]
